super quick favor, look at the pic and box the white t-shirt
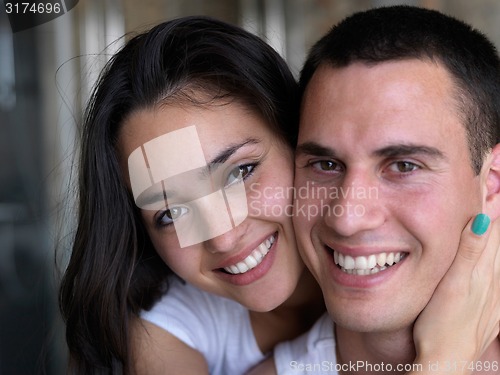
[274,313,337,375]
[141,277,266,374]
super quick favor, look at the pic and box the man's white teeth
[223,234,275,275]
[334,250,405,276]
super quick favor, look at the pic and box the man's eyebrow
[296,142,445,160]
[373,144,446,159]
[204,138,261,174]
[295,142,337,157]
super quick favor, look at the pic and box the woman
[59,16,500,374]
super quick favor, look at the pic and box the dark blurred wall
[0,10,57,374]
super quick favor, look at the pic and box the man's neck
[335,324,416,375]
[335,327,500,375]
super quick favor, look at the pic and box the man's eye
[156,206,189,226]
[311,160,342,172]
[225,164,255,186]
[390,161,420,173]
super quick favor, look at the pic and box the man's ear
[483,143,500,220]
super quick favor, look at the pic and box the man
[290,5,500,375]
[242,6,500,375]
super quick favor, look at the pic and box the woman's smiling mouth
[222,233,276,275]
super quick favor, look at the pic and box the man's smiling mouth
[331,248,407,276]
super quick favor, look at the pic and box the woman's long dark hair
[59,16,299,374]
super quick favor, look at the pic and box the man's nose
[323,171,385,237]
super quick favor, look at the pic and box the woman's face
[118,101,304,312]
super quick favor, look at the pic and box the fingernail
[471,213,490,236]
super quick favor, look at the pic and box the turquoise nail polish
[471,213,490,236]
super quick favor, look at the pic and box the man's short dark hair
[300,5,500,174]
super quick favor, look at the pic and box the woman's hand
[412,214,500,373]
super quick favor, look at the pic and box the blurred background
[1,0,499,373]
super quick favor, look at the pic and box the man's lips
[327,246,408,276]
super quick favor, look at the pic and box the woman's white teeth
[223,235,274,275]
[334,250,405,276]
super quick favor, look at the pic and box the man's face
[294,60,483,333]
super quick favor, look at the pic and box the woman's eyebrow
[204,138,261,174]
[135,181,171,208]
[138,138,262,207]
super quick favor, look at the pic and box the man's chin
[327,303,418,335]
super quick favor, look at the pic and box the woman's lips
[222,233,276,275]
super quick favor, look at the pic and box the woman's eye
[157,206,188,226]
[226,164,255,186]
[389,161,420,173]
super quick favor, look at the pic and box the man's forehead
[298,60,466,152]
[303,60,455,100]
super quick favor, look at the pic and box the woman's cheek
[247,182,294,219]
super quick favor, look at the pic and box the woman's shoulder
[140,275,248,341]
[130,317,210,375]
[147,276,245,315]
[138,276,259,374]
